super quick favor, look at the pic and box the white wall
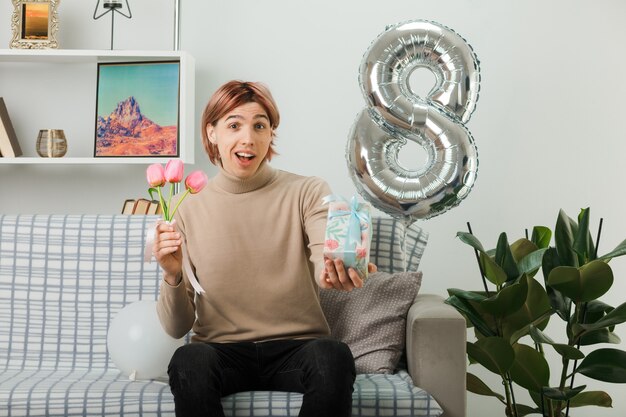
[1,1,625,415]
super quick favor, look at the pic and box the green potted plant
[446,208,626,416]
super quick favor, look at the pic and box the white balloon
[107,300,184,380]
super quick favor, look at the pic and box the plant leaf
[542,247,571,321]
[148,187,158,201]
[480,252,508,286]
[578,260,613,301]
[445,295,497,337]
[573,207,594,262]
[457,231,486,253]
[517,248,548,278]
[466,372,505,401]
[597,238,626,262]
[577,300,618,342]
[568,390,613,408]
[501,275,552,341]
[528,326,585,360]
[552,344,585,360]
[528,325,555,343]
[582,300,614,328]
[579,301,626,332]
[576,348,626,383]
[578,329,621,346]
[480,277,528,317]
[508,311,554,345]
[531,226,552,249]
[509,343,550,392]
[547,261,613,302]
[585,299,614,315]
[510,239,538,263]
[495,233,520,282]
[542,385,586,401]
[554,209,579,267]
[528,390,542,408]
[447,288,487,302]
[466,337,515,376]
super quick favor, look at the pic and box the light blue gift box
[323,196,372,279]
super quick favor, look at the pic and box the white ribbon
[180,240,205,294]
[144,221,206,294]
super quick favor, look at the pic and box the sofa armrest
[406,293,467,417]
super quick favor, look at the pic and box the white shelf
[0,49,187,63]
[0,157,180,165]
[0,49,195,165]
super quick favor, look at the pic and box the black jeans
[167,338,355,417]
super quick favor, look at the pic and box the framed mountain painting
[94,61,180,157]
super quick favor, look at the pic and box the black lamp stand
[93,0,132,50]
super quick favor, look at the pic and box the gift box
[323,196,372,279]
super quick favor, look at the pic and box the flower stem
[156,186,168,221]
[169,189,190,220]
[167,182,174,220]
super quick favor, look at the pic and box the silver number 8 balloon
[347,20,480,223]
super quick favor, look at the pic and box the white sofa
[0,214,466,417]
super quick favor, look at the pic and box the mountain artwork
[95,96,178,157]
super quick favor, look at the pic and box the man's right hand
[153,219,183,286]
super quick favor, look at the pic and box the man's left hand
[319,258,377,291]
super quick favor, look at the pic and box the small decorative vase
[36,129,67,157]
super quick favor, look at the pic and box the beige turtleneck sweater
[156,162,332,343]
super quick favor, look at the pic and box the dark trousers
[168,338,355,417]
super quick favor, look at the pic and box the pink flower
[356,247,368,259]
[185,170,209,194]
[146,160,208,222]
[325,239,339,251]
[146,163,165,187]
[164,159,184,183]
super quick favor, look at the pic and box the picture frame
[0,97,23,157]
[94,61,181,158]
[10,0,60,49]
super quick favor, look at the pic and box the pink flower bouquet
[147,159,208,222]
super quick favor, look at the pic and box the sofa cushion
[0,369,441,417]
[369,217,428,273]
[320,271,422,373]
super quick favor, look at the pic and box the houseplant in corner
[446,208,626,416]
